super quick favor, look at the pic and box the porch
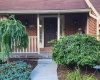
[13,13,88,54]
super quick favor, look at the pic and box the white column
[97,18,99,40]
[86,15,89,35]
[57,13,60,40]
[37,14,40,54]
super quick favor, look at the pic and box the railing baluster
[11,36,38,53]
[23,48,24,52]
[14,39,15,52]
[34,36,36,52]
[29,37,31,52]
[32,36,33,52]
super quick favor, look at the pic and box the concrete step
[38,59,56,64]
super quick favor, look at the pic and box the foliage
[52,34,100,67]
[0,61,31,80]
[67,68,97,80]
[0,15,28,61]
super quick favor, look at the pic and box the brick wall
[15,14,37,36]
[88,16,97,36]
[65,13,87,36]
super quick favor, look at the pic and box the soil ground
[57,65,98,80]
[1,58,99,80]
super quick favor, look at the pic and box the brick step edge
[10,53,52,59]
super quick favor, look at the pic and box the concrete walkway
[30,59,58,80]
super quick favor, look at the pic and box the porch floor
[30,59,58,80]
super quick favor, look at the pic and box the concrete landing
[30,59,58,80]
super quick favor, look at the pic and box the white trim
[86,14,89,34]
[39,17,44,48]
[41,15,58,47]
[89,12,98,20]
[97,18,99,40]
[85,0,100,17]
[37,14,40,54]
[57,14,60,40]
[0,9,90,14]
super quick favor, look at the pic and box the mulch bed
[57,65,98,80]
[1,58,99,80]
[57,65,68,80]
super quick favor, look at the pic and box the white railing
[12,36,38,53]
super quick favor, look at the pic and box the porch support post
[37,14,40,54]
[86,15,89,35]
[97,18,99,40]
[57,13,60,40]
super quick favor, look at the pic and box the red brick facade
[88,16,97,37]
[15,13,97,53]
[16,13,88,37]
[15,15,37,36]
[65,13,87,36]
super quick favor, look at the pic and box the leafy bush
[67,68,97,80]
[0,15,28,61]
[0,61,31,80]
[52,34,100,67]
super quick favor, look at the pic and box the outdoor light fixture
[73,18,78,24]
[39,19,42,27]
[24,19,34,27]
[39,25,42,27]
[25,20,29,26]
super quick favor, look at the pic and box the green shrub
[67,68,97,80]
[0,61,31,80]
[52,34,100,67]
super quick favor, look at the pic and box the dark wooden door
[44,18,57,47]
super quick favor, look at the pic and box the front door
[44,17,57,47]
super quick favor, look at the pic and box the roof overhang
[0,9,90,14]
[85,0,100,17]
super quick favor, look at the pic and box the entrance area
[13,13,87,54]
[44,17,57,47]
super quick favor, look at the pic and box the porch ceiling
[0,0,90,14]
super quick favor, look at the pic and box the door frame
[39,15,65,48]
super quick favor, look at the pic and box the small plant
[0,61,31,80]
[67,68,97,80]
[52,34,100,67]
